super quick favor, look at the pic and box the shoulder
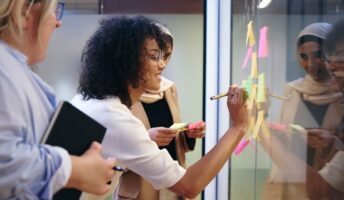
[165,83,178,96]
[283,79,303,97]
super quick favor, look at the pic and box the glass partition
[206,0,344,199]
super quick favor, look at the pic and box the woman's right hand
[227,85,249,129]
[148,127,177,146]
[66,142,116,195]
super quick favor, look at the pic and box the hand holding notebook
[41,101,109,199]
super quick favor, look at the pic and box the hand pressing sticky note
[289,124,307,135]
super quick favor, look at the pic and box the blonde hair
[0,0,57,44]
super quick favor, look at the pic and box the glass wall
[205,0,343,199]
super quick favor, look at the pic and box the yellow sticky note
[261,120,271,137]
[256,73,266,103]
[252,110,264,139]
[289,124,307,135]
[170,123,188,130]
[250,52,258,78]
[248,115,256,136]
[248,84,257,110]
[245,78,253,96]
[246,21,256,47]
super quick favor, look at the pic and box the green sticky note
[245,77,253,97]
[256,73,266,103]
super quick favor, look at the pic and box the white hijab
[289,23,342,105]
[297,22,332,43]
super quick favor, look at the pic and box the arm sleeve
[0,68,71,199]
[319,151,344,192]
[100,107,186,190]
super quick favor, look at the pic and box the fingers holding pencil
[227,86,249,128]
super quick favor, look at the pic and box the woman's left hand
[185,123,206,138]
[307,129,334,148]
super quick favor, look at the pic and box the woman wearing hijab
[280,22,343,170]
[261,22,343,200]
[115,24,205,200]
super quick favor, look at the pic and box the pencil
[210,91,288,101]
[269,92,288,101]
[210,93,228,100]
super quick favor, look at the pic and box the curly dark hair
[324,19,344,56]
[78,16,166,107]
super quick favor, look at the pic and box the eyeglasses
[143,49,165,64]
[324,50,344,66]
[55,2,64,21]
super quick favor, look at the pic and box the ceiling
[232,0,344,15]
[63,0,344,15]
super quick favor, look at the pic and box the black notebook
[41,101,107,200]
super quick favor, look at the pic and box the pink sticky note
[188,120,205,130]
[258,26,269,58]
[241,47,252,69]
[267,122,287,131]
[234,139,250,155]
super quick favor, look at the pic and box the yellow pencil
[210,93,228,100]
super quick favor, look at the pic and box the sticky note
[170,123,188,130]
[188,120,205,130]
[241,47,252,68]
[250,52,258,78]
[268,122,288,131]
[234,139,250,155]
[245,78,253,96]
[258,26,269,58]
[247,84,257,110]
[256,73,266,103]
[247,115,256,135]
[260,120,271,136]
[289,124,307,135]
[246,21,256,47]
[252,110,265,139]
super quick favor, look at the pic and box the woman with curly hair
[71,15,248,199]
[116,23,206,200]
